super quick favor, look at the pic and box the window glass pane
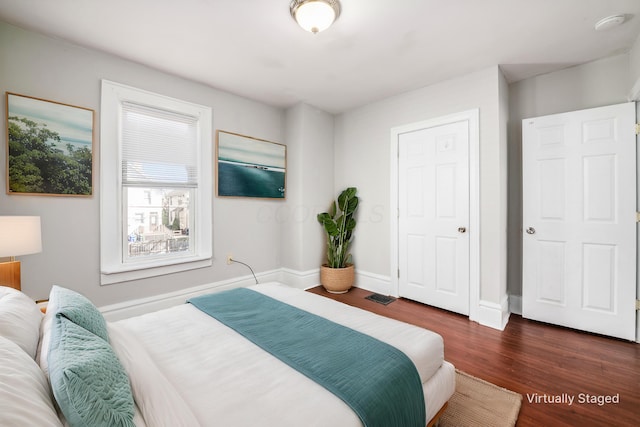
[125,187,192,260]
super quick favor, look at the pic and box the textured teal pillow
[49,285,109,342]
[48,316,135,427]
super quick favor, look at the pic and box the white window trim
[100,80,212,285]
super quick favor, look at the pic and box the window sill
[100,256,212,285]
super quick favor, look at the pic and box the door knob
[526,227,536,235]
[457,227,466,233]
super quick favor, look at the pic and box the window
[100,80,212,285]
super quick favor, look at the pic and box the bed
[0,282,455,427]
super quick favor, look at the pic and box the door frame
[636,103,640,344]
[389,109,480,321]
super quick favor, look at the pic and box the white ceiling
[1,0,640,113]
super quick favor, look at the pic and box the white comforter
[109,282,452,427]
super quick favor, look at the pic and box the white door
[522,102,636,341]
[398,120,470,315]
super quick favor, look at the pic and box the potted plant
[317,187,359,293]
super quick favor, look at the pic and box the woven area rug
[439,370,522,427]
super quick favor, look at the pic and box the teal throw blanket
[188,288,426,427]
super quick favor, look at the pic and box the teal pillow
[50,285,109,342]
[48,316,135,427]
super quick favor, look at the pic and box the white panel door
[522,102,636,341]
[398,120,469,315]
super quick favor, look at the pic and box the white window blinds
[121,101,199,187]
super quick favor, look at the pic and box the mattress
[111,282,454,426]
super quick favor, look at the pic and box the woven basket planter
[320,264,354,294]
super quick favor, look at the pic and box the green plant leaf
[346,197,359,213]
[317,187,358,268]
[317,212,331,223]
[329,200,337,218]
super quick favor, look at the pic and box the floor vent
[365,293,396,305]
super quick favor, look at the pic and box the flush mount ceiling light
[594,14,626,31]
[290,0,340,34]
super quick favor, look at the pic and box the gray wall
[0,22,293,305]
[282,103,335,273]
[630,32,640,88]
[4,19,638,315]
[334,66,508,308]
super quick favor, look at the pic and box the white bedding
[111,282,455,427]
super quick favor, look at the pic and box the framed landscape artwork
[216,130,286,199]
[6,92,94,196]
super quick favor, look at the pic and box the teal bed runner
[188,288,426,427]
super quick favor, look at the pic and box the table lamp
[0,216,42,290]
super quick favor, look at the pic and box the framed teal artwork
[216,130,286,199]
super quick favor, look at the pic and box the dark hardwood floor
[307,286,640,427]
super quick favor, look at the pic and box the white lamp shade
[293,1,338,33]
[0,216,42,257]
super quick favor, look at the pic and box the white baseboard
[279,267,320,290]
[100,267,392,321]
[477,295,510,331]
[100,268,281,321]
[282,267,391,294]
[101,267,512,334]
[353,269,392,295]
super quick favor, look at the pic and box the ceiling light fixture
[594,14,626,31]
[290,0,340,34]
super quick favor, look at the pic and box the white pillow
[0,285,43,359]
[0,335,63,426]
[37,288,57,375]
[108,323,202,427]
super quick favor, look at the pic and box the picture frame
[5,92,94,196]
[216,130,286,199]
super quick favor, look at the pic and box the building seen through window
[126,188,191,258]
